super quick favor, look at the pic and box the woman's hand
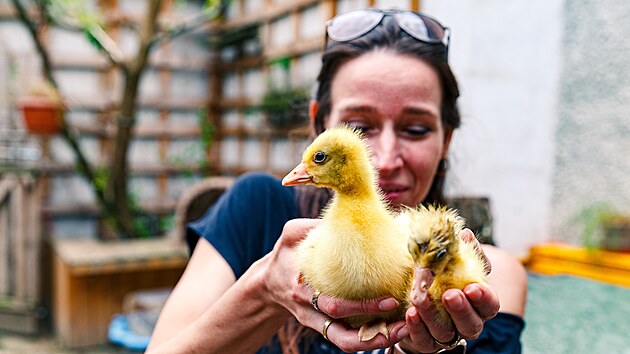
[264,222,499,353]
[399,229,501,353]
[262,218,409,352]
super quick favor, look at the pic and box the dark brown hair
[281,13,462,353]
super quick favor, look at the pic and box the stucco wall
[552,1,630,244]
[425,1,563,256]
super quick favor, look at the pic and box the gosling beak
[282,163,313,186]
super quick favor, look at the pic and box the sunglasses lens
[327,9,383,42]
[394,12,445,43]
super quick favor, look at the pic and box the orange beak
[282,163,312,186]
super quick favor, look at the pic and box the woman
[148,9,526,354]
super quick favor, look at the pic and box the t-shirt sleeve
[186,172,299,278]
[466,312,525,353]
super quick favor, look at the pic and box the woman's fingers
[322,318,407,353]
[459,228,491,274]
[443,289,484,339]
[464,283,500,320]
[309,291,400,319]
[410,267,457,344]
[403,306,443,353]
[279,218,320,246]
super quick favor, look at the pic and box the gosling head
[282,125,376,195]
[404,205,465,276]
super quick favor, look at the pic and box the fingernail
[409,307,420,325]
[445,292,464,310]
[379,298,399,311]
[465,285,483,302]
[397,325,409,339]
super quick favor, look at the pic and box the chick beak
[282,163,313,186]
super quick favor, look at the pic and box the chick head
[282,125,377,195]
[403,205,465,276]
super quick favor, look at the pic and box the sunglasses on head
[325,8,450,58]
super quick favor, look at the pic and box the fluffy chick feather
[282,125,488,340]
[282,125,413,341]
[400,205,488,325]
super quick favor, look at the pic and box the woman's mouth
[379,184,407,201]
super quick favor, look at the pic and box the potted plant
[259,86,310,130]
[599,214,630,252]
[576,203,630,252]
[19,81,64,135]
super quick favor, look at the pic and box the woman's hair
[297,14,462,219]
[280,13,462,354]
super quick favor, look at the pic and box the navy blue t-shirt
[188,173,524,354]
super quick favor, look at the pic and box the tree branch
[149,4,224,47]
[84,24,127,66]
[40,1,126,67]
[12,0,56,87]
[11,0,116,217]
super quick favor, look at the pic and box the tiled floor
[0,333,126,354]
[3,273,629,353]
[522,273,630,353]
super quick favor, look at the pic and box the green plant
[259,87,310,129]
[574,203,630,250]
[12,0,226,238]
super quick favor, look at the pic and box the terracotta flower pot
[20,98,64,135]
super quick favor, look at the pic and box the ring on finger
[434,333,463,350]
[322,318,334,341]
[311,290,322,312]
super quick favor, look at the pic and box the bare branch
[42,1,127,66]
[10,0,116,217]
[149,4,224,47]
[85,24,126,65]
[11,0,56,87]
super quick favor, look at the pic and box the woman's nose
[372,130,403,175]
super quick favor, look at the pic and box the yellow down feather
[282,125,487,340]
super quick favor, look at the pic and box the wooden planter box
[52,238,188,348]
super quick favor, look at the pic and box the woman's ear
[442,128,454,158]
[309,99,319,135]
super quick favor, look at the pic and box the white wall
[551,1,630,246]
[423,1,564,256]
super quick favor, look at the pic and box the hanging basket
[19,98,64,135]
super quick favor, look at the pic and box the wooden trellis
[0,172,43,334]
[208,0,422,176]
[0,1,214,239]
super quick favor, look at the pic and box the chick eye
[435,249,447,261]
[313,151,327,164]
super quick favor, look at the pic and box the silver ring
[322,318,333,341]
[311,290,322,312]
[434,333,463,349]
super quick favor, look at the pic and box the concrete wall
[425,1,630,256]
[551,1,630,245]
[425,1,563,256]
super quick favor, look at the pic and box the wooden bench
[52,237,188,347]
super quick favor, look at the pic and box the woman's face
[324,50,452,207]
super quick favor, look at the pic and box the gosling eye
[435,249,447,261]
[313,151,327,164]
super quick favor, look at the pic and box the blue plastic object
[108,314,151,352]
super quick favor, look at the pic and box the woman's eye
[346,121,372,134]
[404,125,429,137]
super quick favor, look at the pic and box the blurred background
[0,0,629,353]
